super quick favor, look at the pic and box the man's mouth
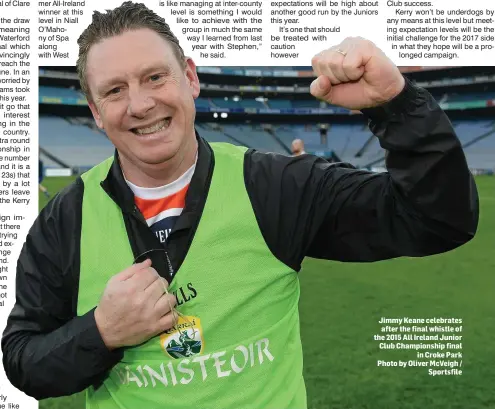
[132,117,172,135]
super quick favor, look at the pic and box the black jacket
[2,78,479,399]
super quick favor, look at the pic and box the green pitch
[38,176,494,409]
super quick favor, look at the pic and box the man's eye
[108,87,121,95]
[150,74,162,81]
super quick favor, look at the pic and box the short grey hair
[76,1,186,101]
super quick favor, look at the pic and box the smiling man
[2,1,479,409]
[83,26,199,188]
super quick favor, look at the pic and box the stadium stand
[41,86,85,99]
[39,116,114,170]
[39,66,495,175]
[194,123,242,146]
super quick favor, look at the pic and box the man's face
[292,140,303,155]
[86,28,200,167]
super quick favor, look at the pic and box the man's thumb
[310,75,332,99]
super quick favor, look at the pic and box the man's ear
[184,57,200,99]
[88,100,104,129]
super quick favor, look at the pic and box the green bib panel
[78,143,306,409]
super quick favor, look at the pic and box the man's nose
[127,87,156,118]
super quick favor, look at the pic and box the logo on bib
[160,316,204,359]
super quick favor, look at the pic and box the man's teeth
[135,119,170,135]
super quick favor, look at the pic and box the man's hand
[94,259,177,350]
[310,37,405,110]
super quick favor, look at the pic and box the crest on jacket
[160,316,204,359]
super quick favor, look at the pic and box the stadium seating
[194,123,242,145]
[238,99,265,109]
[38,70,495,173]
[195,98,211,109]
[461,121,495,169]
[39,116,114,168]
[39,86,495,112]
[291,100,320,109]
[447,92,495,102]
[209,97,238,109]
[273,124,326,151]
[40,86,85,99]
[452,120,494,143]
[221,124,287,154]
[39,114,495,171]
[268,100,292,109]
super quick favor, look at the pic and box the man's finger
[342,57,365,82]
[311,50,324,76]
[326,47,352,83]
[116,259,152,281]
[154,293,178,316]
[144,277,169,304]
[129,266,161,291]
[344,47,367,81]
[310,75,332,100]
[153,310,178,334]
[316,52,342,85]
[331,42,363,82]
